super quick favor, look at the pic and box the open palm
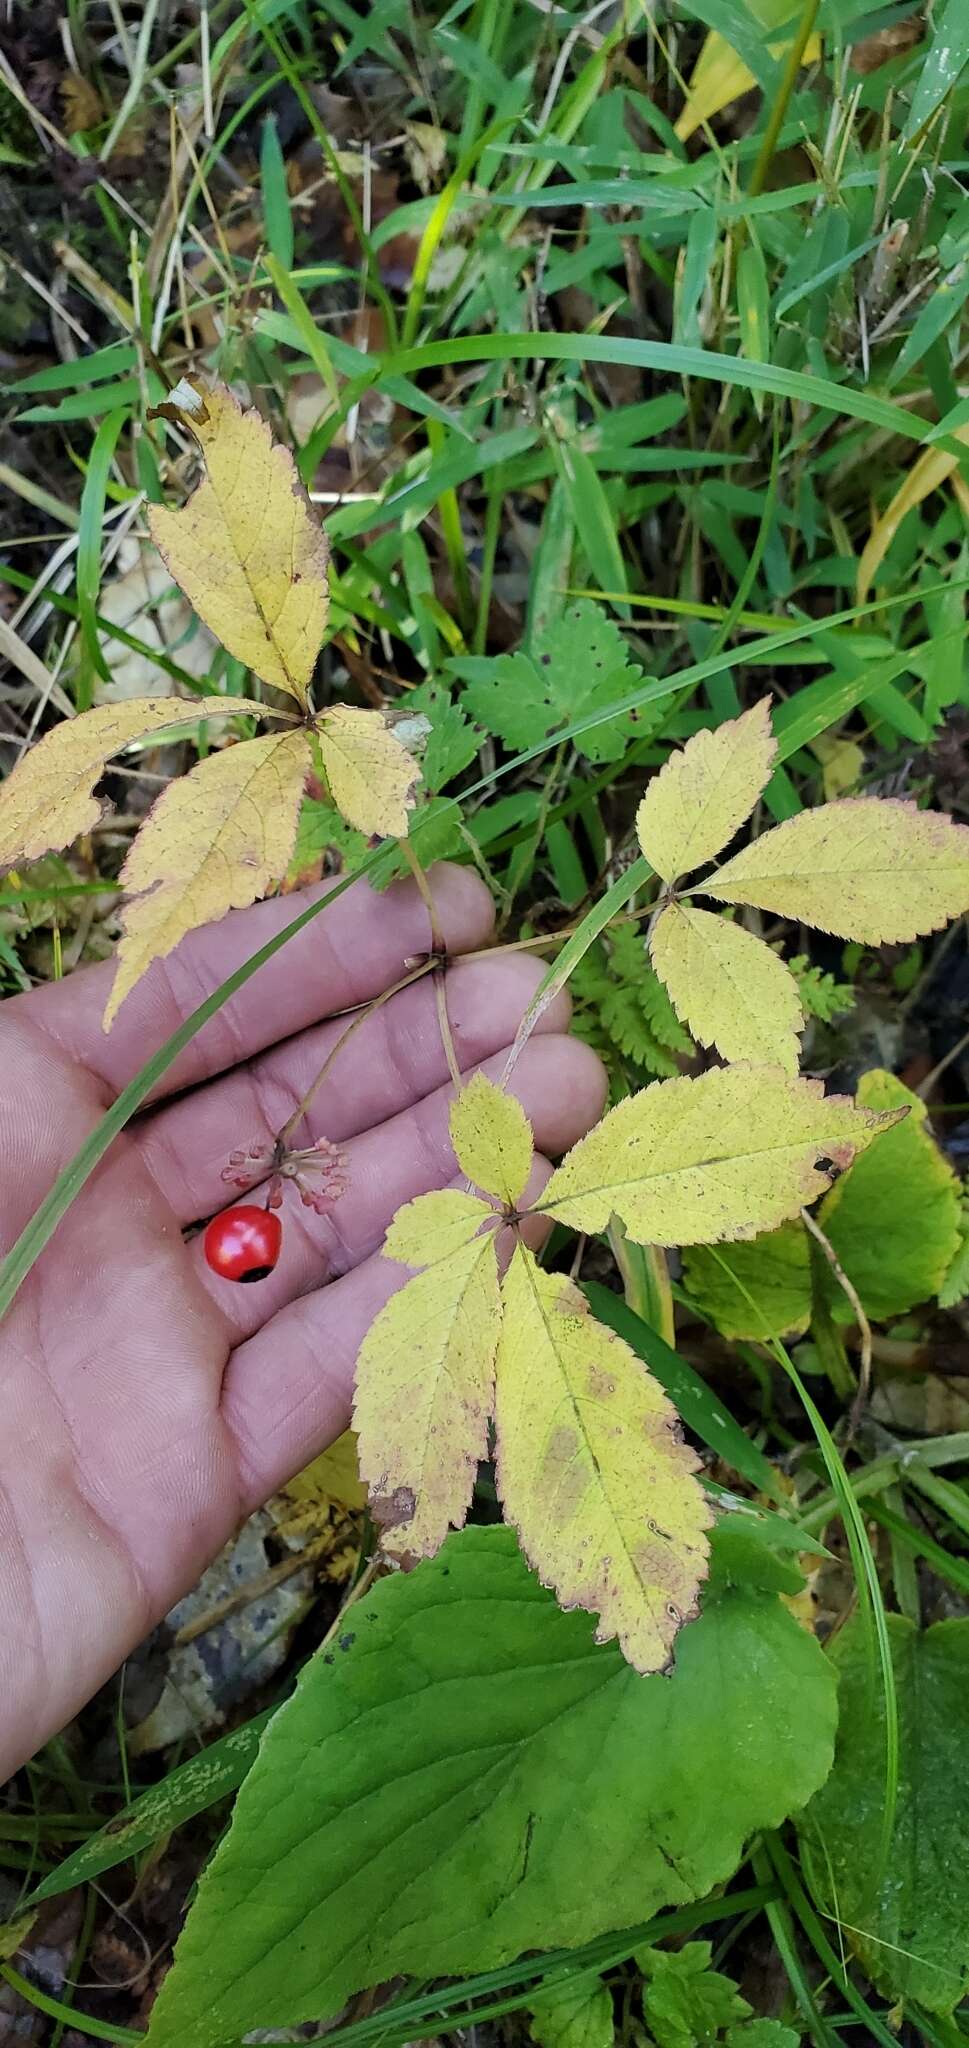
[0,864,604,1782]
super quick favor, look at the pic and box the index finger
[13,863,495,1103]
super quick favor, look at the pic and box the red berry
[203,1205,282,1283]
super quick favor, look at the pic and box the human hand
[0,865,605,1782]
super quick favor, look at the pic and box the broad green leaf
[315,705,420,838]
[403,679,482,791]
[495,1247,711,1673]
[0,695,267,868]
[290,797,367,881]
[726,2027,799,2048]
[149,383,330,706]
[353,1233,500,1556]
[637,1941,750,2047]
[536,1068,896,1247]
[649,902,803,1072]
[801,1612,969,2013]
[529,1977,614,2048]
[384,1188,495,1265]
[701,798,969,944]
[712,1507,829,1591]
[684,1073,963,1334]
[889,272,969,394]
[450,1070,533,1205]
[819,1071,962,1321]
[683,1226,811,1343]
[939,1185,969,1309]
[104,729,312,1026]
[636,701,776,884]
[460,603,659,766]
[143,1524,837,2048]
[370,794,464,883]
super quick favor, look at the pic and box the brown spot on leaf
[370,1484,417,1530]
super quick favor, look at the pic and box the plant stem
[747,0,821,206]
[275,960,434,1151]
[400,839,446,954]
[801,1205,873,1429]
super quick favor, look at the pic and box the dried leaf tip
[148,378,211,429]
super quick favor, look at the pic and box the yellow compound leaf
[0,694,268,868]
[103,728,311,1026]
[700,797,969,943]
[535,1066,899,1247]
[148,384,330,707]
[450,1071,533,1205]
[649,901,803,1072]
[636,700,776,884]
[353,1231,501,1558]
[315,704,420,838]
[384,1188,496,1265]
[494,1246,711,1673]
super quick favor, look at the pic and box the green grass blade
[749,1844,839,2048]
[371,334,960,453]
[23,1714,272,1909]
[765,1835,903,2048]
[260,111,294,271]
[18,382,142,426]
[76,407,130,705]
[0,1966,140,2047]
[6,342,137,396]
